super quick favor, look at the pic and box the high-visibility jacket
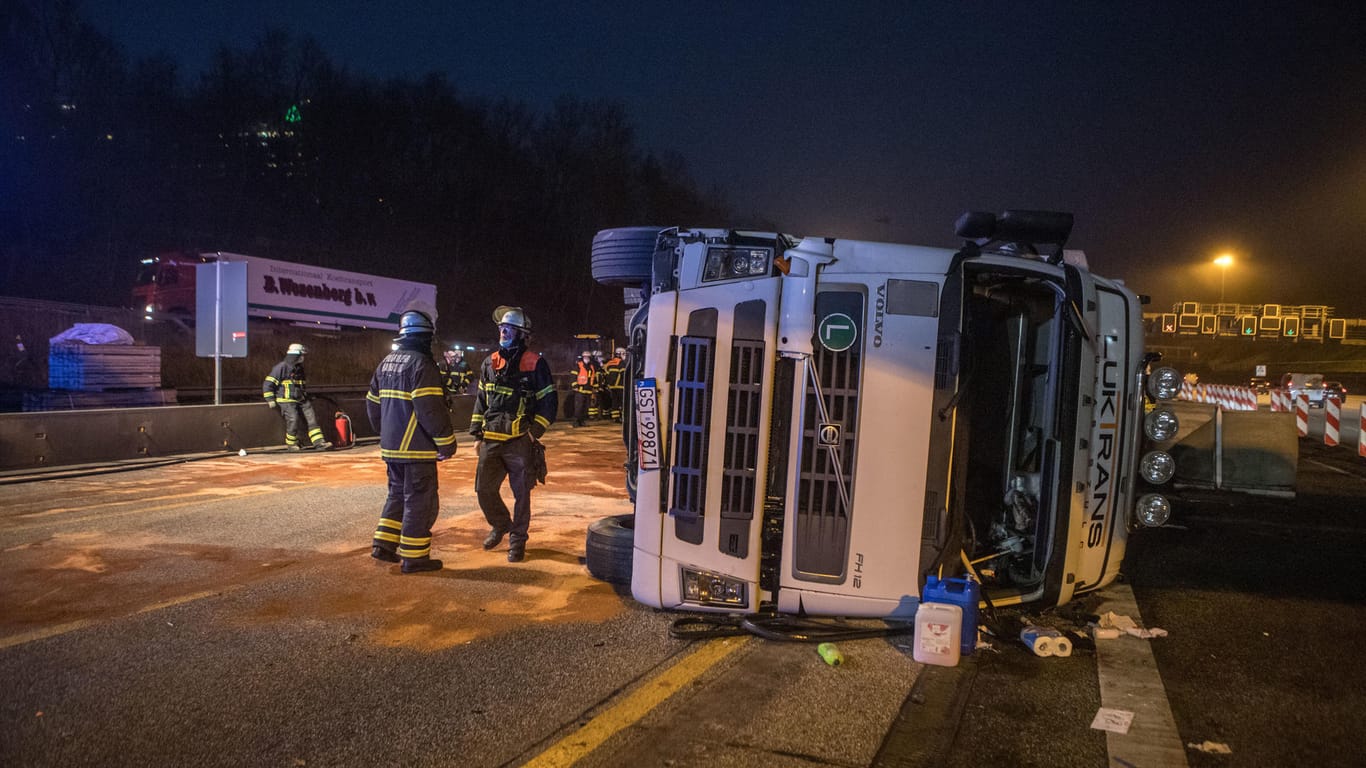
[439,359,472,394]
[571,359,600,394]
[365,340,456,462]
[472,343,557,442]
[263,356,308,404]
[603,355,625,390]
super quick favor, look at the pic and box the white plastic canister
[913,602,963,667]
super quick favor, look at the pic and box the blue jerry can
[922,576,980,655]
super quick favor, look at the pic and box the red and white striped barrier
[1178,382,1259,411]
[1360,408,1366,458]
[1270,388,1290,412]
[1325,396,1341,447]
[1295,394,1309,437]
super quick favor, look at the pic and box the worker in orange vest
[569,350,601,427]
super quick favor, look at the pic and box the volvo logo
[818,423,842,447]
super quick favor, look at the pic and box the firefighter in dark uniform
[569,350,601,427]
[438,347,472,402]
[263,343,332,451]
[603,347,626,422]
[471,306,557,562]
[365,310,457,573]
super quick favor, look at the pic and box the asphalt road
[3,421,1364,767]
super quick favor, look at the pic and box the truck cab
[594,211,1178,616]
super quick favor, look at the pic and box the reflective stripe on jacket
[263,358,306,403]
[471,345,557,442]
[366,345,456,462]
[603,356,625,390]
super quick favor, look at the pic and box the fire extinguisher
[334,410,354,449]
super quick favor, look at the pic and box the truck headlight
[1135,493,1171,527]
[1147,366,1182,401]
[1144,406,1179,442]
[1140,450,1175,484]
[702,246,771,282]
[681,567,748,608]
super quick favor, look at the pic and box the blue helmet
[398,310,435,337]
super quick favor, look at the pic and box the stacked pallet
[49,343,162,391]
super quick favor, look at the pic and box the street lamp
[1214,253,1234,303]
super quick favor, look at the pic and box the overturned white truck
[587,212,1180,616]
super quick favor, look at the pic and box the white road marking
[1095,581,1189,767]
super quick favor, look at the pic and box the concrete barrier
[1169,403,1296,496]
[0,395,476,473]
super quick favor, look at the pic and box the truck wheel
[592,227,661,287]
[585,514,634,585]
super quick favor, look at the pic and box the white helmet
[287,343,307,355]
[492,305,531,332]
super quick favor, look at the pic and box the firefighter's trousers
[281,400,327,447]
[475,436,535,549]
[373,461,440,565]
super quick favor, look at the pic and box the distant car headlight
[1147,366,1182,401]
[1140,450,1175,484]
[1135,493,1171,527]
[681,567,748,607]
[1144,406,1179,442]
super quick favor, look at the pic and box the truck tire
[592,227,661,287]
[585,514,634,586]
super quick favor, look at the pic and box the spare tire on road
[585,513,635,586]
[592,227,661,287]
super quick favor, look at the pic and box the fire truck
[586,212,1180,615]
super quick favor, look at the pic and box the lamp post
[1214,253,1233,303]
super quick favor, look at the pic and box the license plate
[635,378,661,471]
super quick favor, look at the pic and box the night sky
[82,0,1366,314]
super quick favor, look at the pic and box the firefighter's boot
[371,546,399,563]
[401,558,443,574]
[507,545,526,563]
[482,527,508,550]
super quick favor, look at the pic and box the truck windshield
[943,265,1077,593]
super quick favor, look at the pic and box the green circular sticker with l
[817,312,858,352]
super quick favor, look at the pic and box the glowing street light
[1214,253,1234,303]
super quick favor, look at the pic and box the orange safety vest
[574,360,596,387]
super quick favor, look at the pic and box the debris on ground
[1094,610,1169,639]
[1187,740,1233,754]
[1090,707,1135,734]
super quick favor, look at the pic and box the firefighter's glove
[267,401,278,409]
[437,444,456,462]
[529,422,546,440]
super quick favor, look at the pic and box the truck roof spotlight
[1147,366,1182,401]
[1144,406,1179,442]
[1136,493,1171,527]
[1140,450,1175,484]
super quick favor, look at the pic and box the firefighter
[603,347,626,422]
[593,351,612,419]
[438,347,472,401]
[569,350,601,427]
[366,310,457,573]
[262,343,332,451]
[471,306,557,562]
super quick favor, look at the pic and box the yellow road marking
[0,587,238,650]
[522,637,751,768]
